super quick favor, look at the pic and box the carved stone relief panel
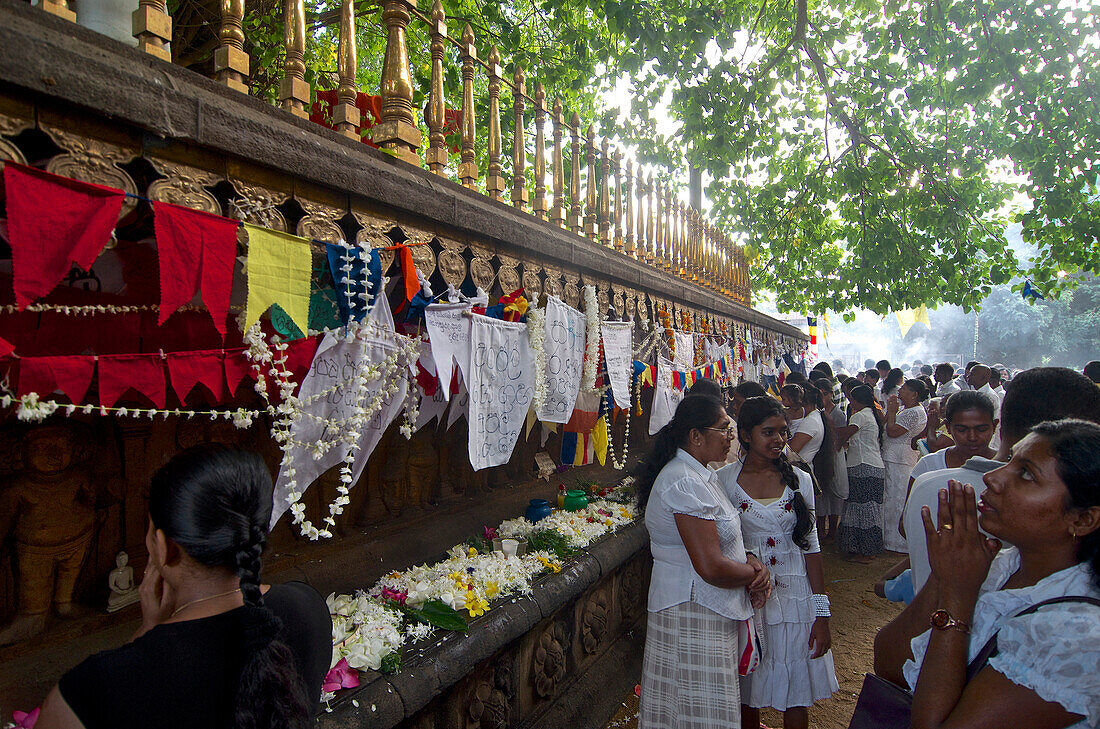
[399,225,437,280]
[437,237,467,289]
[147,159,222,214]
[612,287,625,318]
[595,280,609,316]
[297,200,345,245]
[496,253,521,295]
[531,621,567,699]
[520,261,542,301]
[464,662,513,729]
[469,243,496,292]
[561,272,580,308]
[42,126,138,218]
[229,181,289,231]
[579,586,611,655]
[542,266,563,298]
[624,290,637,321]
[352,212,397,272]
[618,554,647,625]
[0,112,31,164]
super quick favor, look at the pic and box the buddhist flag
[592,414,609,466]
[807,317,818,345]
[561,431,595,466]
[243,224,312,334]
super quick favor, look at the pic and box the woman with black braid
[638,394,772,729]
[37,446,332,729]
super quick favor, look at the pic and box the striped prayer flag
[561,431,595,466]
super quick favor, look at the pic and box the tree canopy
[170,0,1100,317]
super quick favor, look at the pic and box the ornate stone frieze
[147,159,223,214]
[41,126,138,218]
[496,253,520,295]
[229,181,289,231]
[531,621,567,699]
[297,200,345,245]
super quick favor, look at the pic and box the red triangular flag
[167,350,226,404]
[98,353,166,408]
[0,335,14,358]
[153,201,238,335]
[4,162,125,308]
[19,356,97,403]
[223,350,255,398]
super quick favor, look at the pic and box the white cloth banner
[446,380,469,429]
[416,386,449,431]
[649,355,684,435]
[673,331,695,368]
[536,295,586,423]
[467,314,535,470]
[271,300,406,528]
[601,320,633,409]
[424,303,471,401]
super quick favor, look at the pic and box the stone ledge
[0,0,800,337]
[318,521,649,728]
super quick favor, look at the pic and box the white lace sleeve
[662,477,723,520]
[987,602,1100,726]
[795,469,820,553]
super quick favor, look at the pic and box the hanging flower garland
[601,377,634,470]
[0,389,260,427]
[526,304,547,415]
[580,285,601,393]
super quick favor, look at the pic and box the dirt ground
[603,541,907,729]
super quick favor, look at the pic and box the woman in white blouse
[882,379,929,552]
[638,394,772,729]
[835,385,886,563]
[874,419,1100,729]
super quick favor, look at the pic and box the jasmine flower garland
[580,285,601,393]
[526,304,547,414]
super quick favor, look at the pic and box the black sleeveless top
[59,581,332,729]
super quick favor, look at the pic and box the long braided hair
[736,396,816,550]
[149,446,310,729]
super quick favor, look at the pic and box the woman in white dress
[638,394,772,729]
[882,379,929,552]
[812,379,847,540]
[874,419,1100,729]
[718,396,838,729]
[836,385,886,562]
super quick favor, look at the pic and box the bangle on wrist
[811,593,831,618]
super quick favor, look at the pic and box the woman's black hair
[850,384,885,445]
[902,378,929,403]
[149,446,311,729]
[882,368,905,397]
[736,396,815,550]
[734,381,767,399]
[637,394,727,510]
[780,383,805,407]
[811,361,834,379]
[685,377,724,402]
[1029,419,1100,590]
[943,390,996,423]
[809,380,837,490]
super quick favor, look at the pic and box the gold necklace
[170,587,242,618]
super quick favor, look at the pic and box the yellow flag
[895,305,930,337]
[592,415,609,466]
[243,224,312,334]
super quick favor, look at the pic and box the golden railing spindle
[550,99,565,226]
[425,0,447,172]
[133,0,171,61]
[278,0,309,117]
[458,25,478,188]
[42,0,76,21]
[647,174,656,265]
[333,0,361,140]
[689,208,701,281]
[533,83,548,220]
[375,0,421,163]
[584,126,598,240]
[623,159,635,257]
[214,0,248,91]
[613,149,624,252]
[659,185,670,270]
[569,113,582,234]
[673,199,683,277]
[511,66,528,210]
[486,46,505,200]
[638,172,649,262]
[599,138,611,247]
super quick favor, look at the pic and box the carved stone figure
[0,425,97,645]
[106,550,139,612]
[532,622,567,699]
[580,589,610,654]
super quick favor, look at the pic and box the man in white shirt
[967,364,1002,450]
[934,363,961,398]
[904,367,1100,592]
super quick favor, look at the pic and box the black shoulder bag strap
[964,595,1100,682]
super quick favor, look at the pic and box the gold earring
[1072,531,1078,543]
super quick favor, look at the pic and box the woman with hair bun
[882,379,929,552]
[836,384,887,563]
[718,396,838,729]
[637,394,772,729]
[37,446,332,729]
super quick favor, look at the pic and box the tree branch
[751,0,806,81]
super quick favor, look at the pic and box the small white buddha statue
[106,551,139,612]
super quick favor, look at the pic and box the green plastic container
[563,489,589,512]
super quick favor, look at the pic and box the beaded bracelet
[811,593,831,618]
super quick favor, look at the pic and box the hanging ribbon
[243,224,312,335]
[4,162,126,309]
[153,201,238,335]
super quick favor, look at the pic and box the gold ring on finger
[941,523,953,531]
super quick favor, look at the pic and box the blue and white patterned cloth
[904,547,1100,727]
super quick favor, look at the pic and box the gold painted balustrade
[34,0,751,306]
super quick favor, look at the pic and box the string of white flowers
[580,285,601,393]
[0,303,241,316]
[0,387,260,427]
[603,368,638,471]
[525,304,547,414]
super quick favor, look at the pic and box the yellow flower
[485,581,500,598]
[467,547,478,557]
[466,591,488,617]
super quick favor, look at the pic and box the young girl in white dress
[718,396,839,729]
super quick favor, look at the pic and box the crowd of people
[638,360,1100,729]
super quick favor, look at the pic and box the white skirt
[883,460,913,552]
[740,619,839,711]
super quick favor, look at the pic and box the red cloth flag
[153,201,238,336]
[4,162,125,308]
[17,355,96,403]
[167,350,226,403]
[98,353,166,408]
[223,350,255,397]
[390,244,420,303]
[0,335,13,358]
